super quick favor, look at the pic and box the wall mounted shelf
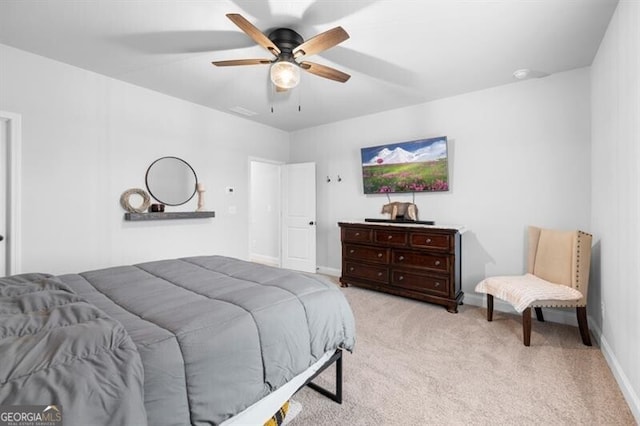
[124,211,215,221]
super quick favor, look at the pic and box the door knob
[0,235,3,242]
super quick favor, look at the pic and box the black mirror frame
[145,156,198,206]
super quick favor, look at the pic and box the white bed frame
[223,349,343,425]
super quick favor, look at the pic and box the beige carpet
[292,283,636,425]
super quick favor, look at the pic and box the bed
[0,255,356,425]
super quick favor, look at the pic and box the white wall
[591,1,640,420]
[290,68,591,294]
[0,43,290,274]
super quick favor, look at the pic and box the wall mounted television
[361,136,449,194]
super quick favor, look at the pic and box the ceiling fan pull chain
[270,84,274,113]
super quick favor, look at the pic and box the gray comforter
[57,255,356,425]
[0,273,147,426]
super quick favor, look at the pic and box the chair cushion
[475,273,583,313]
[533,229,574,286]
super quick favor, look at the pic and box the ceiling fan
[212,14,351,91]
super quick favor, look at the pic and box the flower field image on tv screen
[361,136,449,194]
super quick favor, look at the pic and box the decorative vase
[196,183,206,212]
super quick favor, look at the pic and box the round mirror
[145,156,198,206]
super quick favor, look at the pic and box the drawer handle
[426,238,432,244]
[398,275,404,281]
[349,249,355,254]
[377,253,383,258]
[435,282,441,287]
[387,235,393,240]
[434,260,441,266]
[398,255,405,261]
[349,267,354,272]
[355,232,360,237]
[377,272,383,277]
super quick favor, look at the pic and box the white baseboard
[317,266,341,277]
[589,321,640,423]
[249,254,279,267]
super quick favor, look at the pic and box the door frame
[1,110,22,275]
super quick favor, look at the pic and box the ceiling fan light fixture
[270,59,300,89]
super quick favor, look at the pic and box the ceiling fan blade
[212,58,272,66]
[299,61,350,83]
[293,26,349,59]
[226,13,281,57]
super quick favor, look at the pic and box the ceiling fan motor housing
[268,28,303,60]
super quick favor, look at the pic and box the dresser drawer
[374,229,408,246]
[344,244,389,263]
[344,262,388,283]
[392,250,450,272]
[338,222,462,313]
[390,270,450,296]
[342,227,372,243]
[409,232,452,251]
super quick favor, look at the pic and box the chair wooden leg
[486,294,494,321]
[534,307,544,322]
[522,307,531,346]
[576,306,592,346]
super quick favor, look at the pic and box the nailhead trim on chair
[532,303,587,308]
[575,230,591,293]
[576,234,581,291]
[534,230,592,309]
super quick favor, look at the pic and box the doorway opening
[248,159,317,273]
[0,111,22,276]
[249,159,282,267]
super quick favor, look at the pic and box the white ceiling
[0,0,618,132]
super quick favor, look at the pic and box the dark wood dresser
[338,221,463,313]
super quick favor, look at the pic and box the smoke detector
[513,69,531,80]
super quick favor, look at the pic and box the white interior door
[0,119,6,276]
[281,162,316,273]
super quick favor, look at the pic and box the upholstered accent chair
[475,226,593,346]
